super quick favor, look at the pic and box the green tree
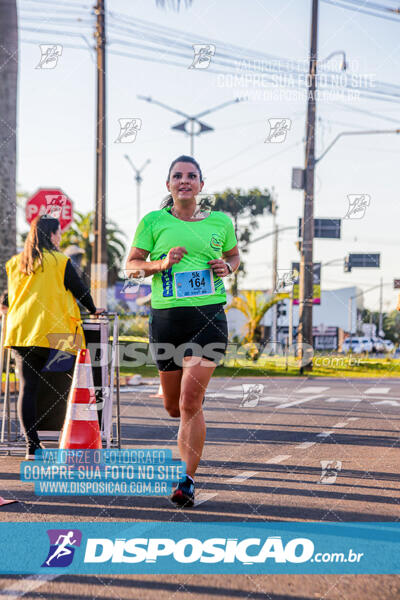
[360,308,400,344]
[381,310,400,345]
[60,211,127,286]
[213,188,274,295]
[226,289,289,358]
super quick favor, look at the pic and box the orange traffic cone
[150,383,163,398]
[59,348,102,450]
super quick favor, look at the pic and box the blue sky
[17,0,400,312]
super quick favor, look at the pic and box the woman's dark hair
[161,155,203,208]
[20,215,60,275]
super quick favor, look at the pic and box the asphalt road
[0,376,399,599]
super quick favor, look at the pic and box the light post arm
[249,225,297,245]
[137,95,190,119]
[194,98,242,119]
[316,128,400,164]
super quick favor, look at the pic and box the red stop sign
[26,189,74,233]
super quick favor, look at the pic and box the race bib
[174,269,214,298]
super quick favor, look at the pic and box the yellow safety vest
[4,250,85,354]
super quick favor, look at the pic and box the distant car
[382,339,394,353]
[341,337,364,353]
[360,338,373,352]
[370,337,385,353]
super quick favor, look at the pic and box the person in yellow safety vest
[2,215,104,459]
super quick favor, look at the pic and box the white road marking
[227,471,258,483]
[296,386,329,394]
[0,575,58,599]
[364,387,390,395]
[332,422,348,428]
[296,441,316,449]
[347,417,359,421]
[317,431,334,438]
[325,397,361,403]
[259,396,288,403]
[224,386,250,393]
[120,385,159,394]
[278,395,323,409]
[266,454,291,464]
[373,400,400,407]
[195,492,218,506]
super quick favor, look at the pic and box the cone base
[60,420,102,450]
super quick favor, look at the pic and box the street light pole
[138,95,242,156]
[190,120,194,156]
[91,0,107,308]
[298,0,318,371]
[271,200,278,343]
[124,155,151,225]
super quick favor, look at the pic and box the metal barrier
[0,312,121,455]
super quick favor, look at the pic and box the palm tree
[227,290,289,344]
[60,211,127,286]
[0,0,18,291]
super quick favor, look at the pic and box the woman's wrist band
[224,261,233,274]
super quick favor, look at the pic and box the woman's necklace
[171,204,207,221]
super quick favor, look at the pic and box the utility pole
[271,199,278,345]
[379,277,383,336]
[298,0,318,371]
[289,288,294,346]
[91,0,107,308]
[124,156,151,225]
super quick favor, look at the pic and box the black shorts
[149,303,228,371]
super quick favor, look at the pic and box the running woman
[125,155,240,507]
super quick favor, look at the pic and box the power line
[23,0,90,9]
[321,0,400,22]
[207,140,304,188]
[20,13,400,103]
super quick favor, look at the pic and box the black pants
[12,346,51,449]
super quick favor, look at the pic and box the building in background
[227,286,363,350]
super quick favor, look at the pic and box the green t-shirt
[132,207,237,309]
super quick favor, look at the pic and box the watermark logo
[42,529,82,567]
[344,194,371,219]
[121,270,146,295]
[265,118,291,143]
[189,44,215,70]
[45,333,83,367]
[36,44,63,69]
[275,269,298,292]
[240,383,264,408]
[44,193,67,219]
[319,460,342,484]
[115,118,142,143]
[194,193,216,218]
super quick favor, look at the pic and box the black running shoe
[171,476,195,507]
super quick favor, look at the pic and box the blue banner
[19,450,185,496]
[0,522,398,574]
